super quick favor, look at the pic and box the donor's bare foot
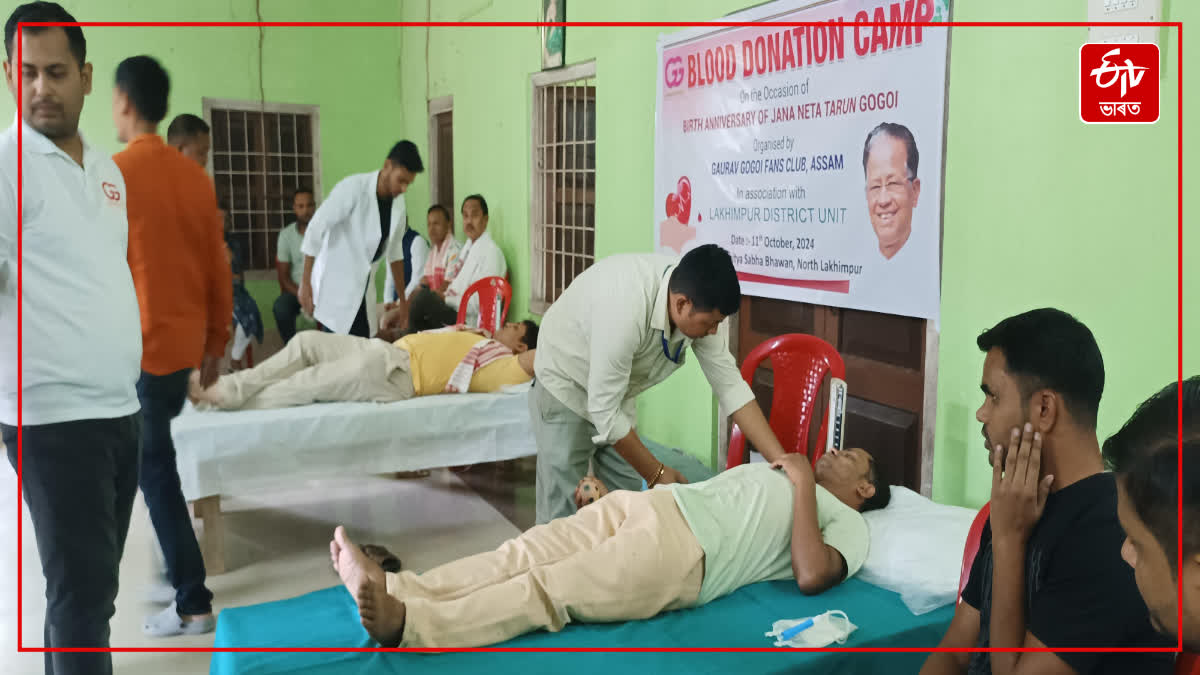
[332,526,406,647]
[188,370,223,407]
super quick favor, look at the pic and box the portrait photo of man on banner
[862,122,921,262]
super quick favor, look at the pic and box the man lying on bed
[188,320,538,410]
[328,447,891,648]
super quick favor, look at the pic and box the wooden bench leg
[191,496,226,575]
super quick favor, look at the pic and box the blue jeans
[137,369,213,615]
[273,291,302,344]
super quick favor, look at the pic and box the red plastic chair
[725,334,846,470]
[457,276,512,334]
[958,502,991,603]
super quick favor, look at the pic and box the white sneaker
[146,582,175,605]
[142,602,216,637]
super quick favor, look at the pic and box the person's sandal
[361,544,402,573]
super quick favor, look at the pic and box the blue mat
[210,578,952,674]
[211,446,950,673]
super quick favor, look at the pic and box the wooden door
[434,110,454,212]
[736,298,929,491]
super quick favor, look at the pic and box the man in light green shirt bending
[327,447,891,649]
[531,244,796,524]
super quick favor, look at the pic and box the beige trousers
[212,331,415,410]
[387,488,705,648]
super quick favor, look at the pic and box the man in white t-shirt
[327,448,890,648]
[1,5,143,673]
[274,187,316,343]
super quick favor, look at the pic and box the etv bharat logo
[1092,48,1147,96]
[1079,43,1159,124]
[664,56,685,89]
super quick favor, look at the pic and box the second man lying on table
[189,321,538,410]
[329,447,888,649]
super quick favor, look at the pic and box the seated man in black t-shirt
[1103,376,1200,653]
[920,308,1172,675]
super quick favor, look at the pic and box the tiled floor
[455,456,539,531]
[1,461,527,674]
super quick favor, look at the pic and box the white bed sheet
[171,384,536,501]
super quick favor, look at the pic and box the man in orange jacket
[112,55,230,637]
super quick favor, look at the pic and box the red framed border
[12,18,1184,657]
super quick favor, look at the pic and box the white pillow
[856,486,980,615]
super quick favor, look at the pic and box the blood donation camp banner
[654,0,948,321]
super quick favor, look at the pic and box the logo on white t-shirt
[101,181,121,202]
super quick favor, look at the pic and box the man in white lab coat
[298,140,423,337]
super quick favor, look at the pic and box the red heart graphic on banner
[676,176,692,224]
[666,193,679,219]
[677,176,691,205]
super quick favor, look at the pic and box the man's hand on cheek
[989,424,1054,544]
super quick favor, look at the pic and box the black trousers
[321,300,374,338]
[348,299,372,338]
[3,414,141,675]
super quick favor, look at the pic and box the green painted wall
[396,0,1196,500]
[5,1,1192,504]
